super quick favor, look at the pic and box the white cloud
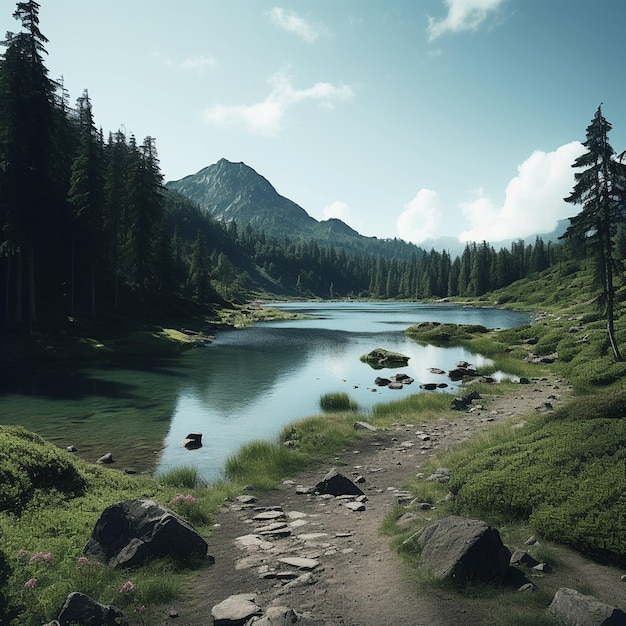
[396,189,443,244]
[458,141,586,242]
[203,68,353,136]
[427,0,507,41]
[267,7,330,43]
[153,51,216,73]
[179,56,216,72]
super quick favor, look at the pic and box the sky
[3,0,626,246]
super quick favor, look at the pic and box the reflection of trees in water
[184,328,350,412]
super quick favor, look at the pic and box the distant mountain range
[166,158,567,259]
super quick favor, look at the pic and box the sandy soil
[150,376,626,626]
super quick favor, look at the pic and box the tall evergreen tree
[67,90,105,313]
[0,0,56,322]
[562,105,626,361]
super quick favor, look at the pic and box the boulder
[361,348,410,369]
[418,516,511,583]
[181,432,203,449]
[547,587,626,626]
[57,592,126,626]
[450,390,482,411]
[447,367,477,380]
[313,468,364,497]
[83,499,208,568]
[211,593,262,626]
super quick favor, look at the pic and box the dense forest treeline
[0,1,597,333]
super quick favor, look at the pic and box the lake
[0,301,529,482]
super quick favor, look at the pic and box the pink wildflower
[119,580,135,594]
[29,551,52,563]
[170,493,197,505]
[16,549,28,558]
[76,556,90,568]
[24,578,37,589]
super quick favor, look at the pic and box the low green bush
[0,426,86,514]
[441,395,626,563]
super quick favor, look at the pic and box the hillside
[166,159,427,262]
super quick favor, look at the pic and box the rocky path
[158,376,626,626]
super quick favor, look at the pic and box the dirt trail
[157,376,626,626]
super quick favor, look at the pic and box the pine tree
[67,90,105,313]
[562,105,626,361]
[0,1,56,322]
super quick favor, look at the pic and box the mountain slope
[166,159,426,261]
[167,159,321,237]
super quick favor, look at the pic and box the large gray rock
[313,468,364,497]
[83,499,208,568]
[57,592,126,626]
[547,587,626,626]
[418,516,510,582]
[211,593,262,625]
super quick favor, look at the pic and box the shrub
[0,426,86,514]
[441,396,626,563]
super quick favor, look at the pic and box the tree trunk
[14,250,24,323]
[26,245,37,323]
[4,249,12,323]
[605,255,623,361]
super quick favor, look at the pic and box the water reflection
[0,302,529,482]
[156,303,529,482]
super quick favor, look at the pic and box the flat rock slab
[253,510,286,521]
[211,593,262,626]
[278,556,320,570]
[236,534,273,550]
[298,532,329,542]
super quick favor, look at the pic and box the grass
[320,391,358,412]
[156,465,203,489]
[0,426,242,626]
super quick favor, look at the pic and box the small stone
[236,495,257,505]
[345,501,366,512]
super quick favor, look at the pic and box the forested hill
[166,159,426,262]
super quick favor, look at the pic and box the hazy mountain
[419,220,570,257]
